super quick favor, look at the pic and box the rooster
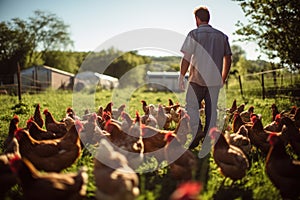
[33,103,44,128]
[0,138,19,198]
[3,115,19,151]
[94,138,140,200]
[209,127,249,181]
[15,120,83,172]
[10,156,88,200]
[266,133,300,199]
[26,119,58,140]
[164,133,198,181]
[43,109,67,137]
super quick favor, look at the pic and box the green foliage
[233,0,300,69]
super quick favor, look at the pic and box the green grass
[0,87,298,200]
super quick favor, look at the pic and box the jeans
[186,82,220,147]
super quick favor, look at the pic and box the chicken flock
[0,99,300,199]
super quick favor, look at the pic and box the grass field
[0,87,298,200]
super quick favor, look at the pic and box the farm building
[146,71,188,92]
[75,71,119,91]
[15,65,74,91]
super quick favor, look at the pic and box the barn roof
[22,65,74,77]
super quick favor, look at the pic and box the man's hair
[194,6,210,22]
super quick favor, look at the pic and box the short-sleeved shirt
[181,24,232,86]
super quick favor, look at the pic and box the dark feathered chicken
[280,116,300,157]
[266,133,300,199]
[26,119,58,140]
[33,103,44,128]
[10,156,88,200]
[3,115,19,151]
[0,138,19,198]
[43,109,67,137]
[209,128,249,181]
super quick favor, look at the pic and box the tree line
[1,1,299,84]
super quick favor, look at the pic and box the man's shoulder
[190,25,228,37]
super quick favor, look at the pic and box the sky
[0,0,263,59]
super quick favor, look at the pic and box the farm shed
[146,71,189,92]
[75,71,119,91]
[15,65,74,91]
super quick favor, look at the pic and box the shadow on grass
[213,185,253,200]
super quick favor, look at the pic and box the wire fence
[227,68,300,100]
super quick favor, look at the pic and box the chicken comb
[75,120,83,132]
[13,115,19,120]
[14,128,26,140]
[135,111,140,122]
[9,154,22,173]
[164,131,175,143]
[267,132,280,146]
[208,127,220,139]
[66,107,73,113]
[171,181,202,199]
[43,109,49,115]
[275,114,281,121]
[26,118,35,128]
[250,114,257,123]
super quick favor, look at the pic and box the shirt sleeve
[224,35,232,56]
[181,31,196,55]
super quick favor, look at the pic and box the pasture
[0,88,298,200]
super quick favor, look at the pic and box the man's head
[194,6,210,26]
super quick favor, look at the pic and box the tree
[231,45,246,67]
[0,10,73,84]
[233,0,300,70]
[27,10,73,66]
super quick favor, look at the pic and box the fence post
[238,75,244,98]
[17,62,22,102]
[261,72,265,100]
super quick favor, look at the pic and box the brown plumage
[26,119,58,140]
[225,125,252,156]
[94,138,140,200]
[271,103,280,122]
[156,104,172,130]
[43,109,67,137]
[240,106,254,122]
[112,104,126,120]
[264,114,283,132]
[33,103,44,128]
[249,116,272,155]
[15,120,82,172]
[209,128,249,181]
[0,138,19,198]
[266,133,300,199]
[232,113,252,133]
[280,116,300,157]
[10,156,88,200]
[3,115,19,150]
[164,133,198,181]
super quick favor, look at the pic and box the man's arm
[222,55,232,85]
[179,52,191,90]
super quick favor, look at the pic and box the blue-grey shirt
[181,24,232,86]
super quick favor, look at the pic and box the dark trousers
[186,82,220,149]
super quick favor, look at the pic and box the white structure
[75,71,119,91]
[146,71,188,92]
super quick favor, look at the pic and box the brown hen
[43,109,67,137]
[10,156,88,200]
[3,115,19,151]
[15,120,82,172]
[33,103,44,128]
[209,127,249,181]
[266,133,300,199]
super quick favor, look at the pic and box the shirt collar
[198,24,212,28]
